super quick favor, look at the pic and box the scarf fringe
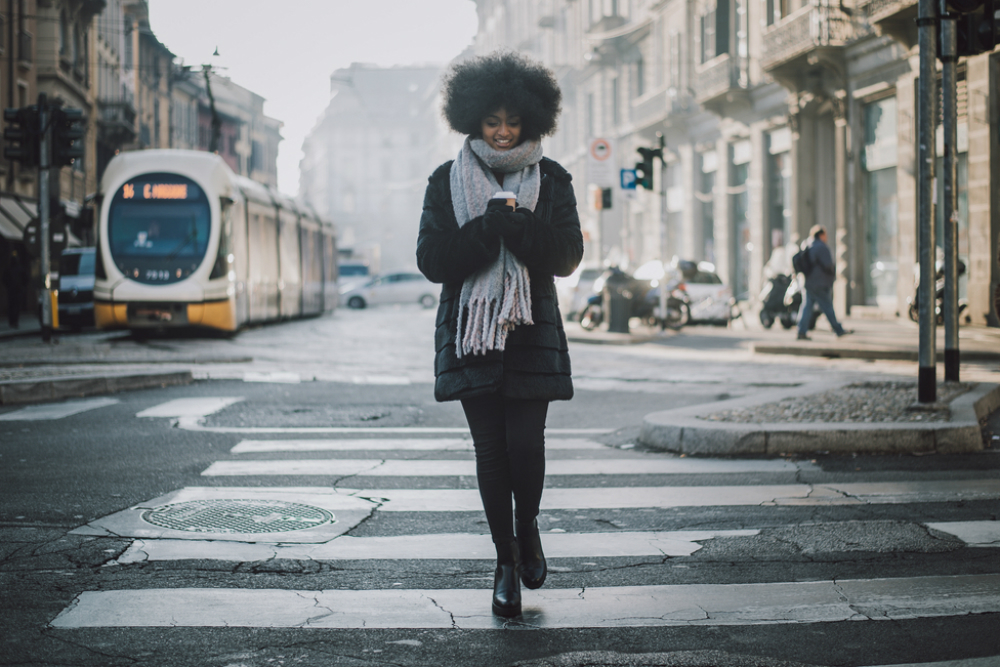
[456,245,534,359]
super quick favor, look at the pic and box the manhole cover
[141,500,335,534]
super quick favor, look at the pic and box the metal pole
[916,0,938,402]
[939,2,960,382]
[38,93,52,343]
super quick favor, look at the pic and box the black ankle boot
[516,518,547,590]
[492,541,521,617]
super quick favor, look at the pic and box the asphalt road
[1,306,999,667]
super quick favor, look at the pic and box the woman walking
[416,51,583,618]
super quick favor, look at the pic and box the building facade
[298,63,444,271]
[1,0,285,324]
[470,0,999,326]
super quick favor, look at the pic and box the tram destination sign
[118,175,198,202]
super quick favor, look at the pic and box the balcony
[761,3,868,89]
[693,54,749,110]
[97,101,137,146]
[861,0,918,48]
[630,89,668,129]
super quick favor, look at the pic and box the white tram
[94,150,337,333]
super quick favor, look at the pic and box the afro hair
[442,51,562,142]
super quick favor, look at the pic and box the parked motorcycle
[906,258,967,324]
[642,278,691,330]
[758,273,818,330]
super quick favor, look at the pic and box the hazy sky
[148,1,479,195]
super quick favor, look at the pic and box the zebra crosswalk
[48,396,1000,664]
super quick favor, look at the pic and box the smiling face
[480,108,522,151]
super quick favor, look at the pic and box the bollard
[604,271,631,334]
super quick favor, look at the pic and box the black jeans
[461,394,548,545]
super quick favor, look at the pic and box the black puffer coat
[416,157,584,402]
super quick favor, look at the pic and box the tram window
[107,173,211,284]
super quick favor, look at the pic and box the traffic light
[52,107,86,167]
[942,0,996,56]
[3,106,39,167]
[635,146,661,190]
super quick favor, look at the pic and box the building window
[700,0,730,64]
[668,31,681,89]
[767,127,792,254]
[634,57,645,98]
[730,139,751,299]
[587,92,595,137]
[699,151,716,263]
[862,95,898,306]
[611,77,619,126]
[766,0,790,26]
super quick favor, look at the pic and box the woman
[416,51,583,618]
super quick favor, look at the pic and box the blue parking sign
[620,168,637,190]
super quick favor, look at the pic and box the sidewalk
[0,314,195,404]
[568,315,1000,455]
[565,314,1000,362]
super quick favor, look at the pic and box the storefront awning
[0,195,37,241]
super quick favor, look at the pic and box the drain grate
[141,499,335,534]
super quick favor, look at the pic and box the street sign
[586,137,616,187]
[620,168,637,190]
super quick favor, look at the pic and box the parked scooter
[758,273,818,330]
[906,258,967,324]
[758,274,792,329]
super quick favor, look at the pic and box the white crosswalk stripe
[50,574,1000,629]
[52,396,1000,657]
[0,397,119,421]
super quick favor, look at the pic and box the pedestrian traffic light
[3,106,39,167]
[601,188,612,209]
[942,0,997,56]
[51,107,86,167]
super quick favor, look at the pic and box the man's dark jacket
[804,237,836,291]
[416,157,584,402]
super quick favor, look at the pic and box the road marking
[202,457,800,477]
[340,479,1000,512]
[351,375,411,385]
[243,371,301,384]
[176,418,612,436]
[230,438,609,453]
[927,521,1000,547]
[0,397,119,421]
[112,529,760,564]
[49,573,1000,629]
[137,397,243,419]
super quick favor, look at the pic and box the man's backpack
[791,245,813,276]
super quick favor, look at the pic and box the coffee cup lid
[493,191,516,199]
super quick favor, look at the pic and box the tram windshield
[107,173,211,285]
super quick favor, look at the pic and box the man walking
[797,225,850,340]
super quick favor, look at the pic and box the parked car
[57,247,96,329]
[633,259,734,325]
[681,262,734,325]
[337,262,372,294]
[341,271,437,309]
[555,264,602,320]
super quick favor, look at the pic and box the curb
[511,650,819,667]
[0,371,193,405]
[639,381,1000,456]
[751,343,1000,362]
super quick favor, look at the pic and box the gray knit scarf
[450,137,542,357]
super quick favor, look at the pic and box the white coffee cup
[493,191,516,209]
